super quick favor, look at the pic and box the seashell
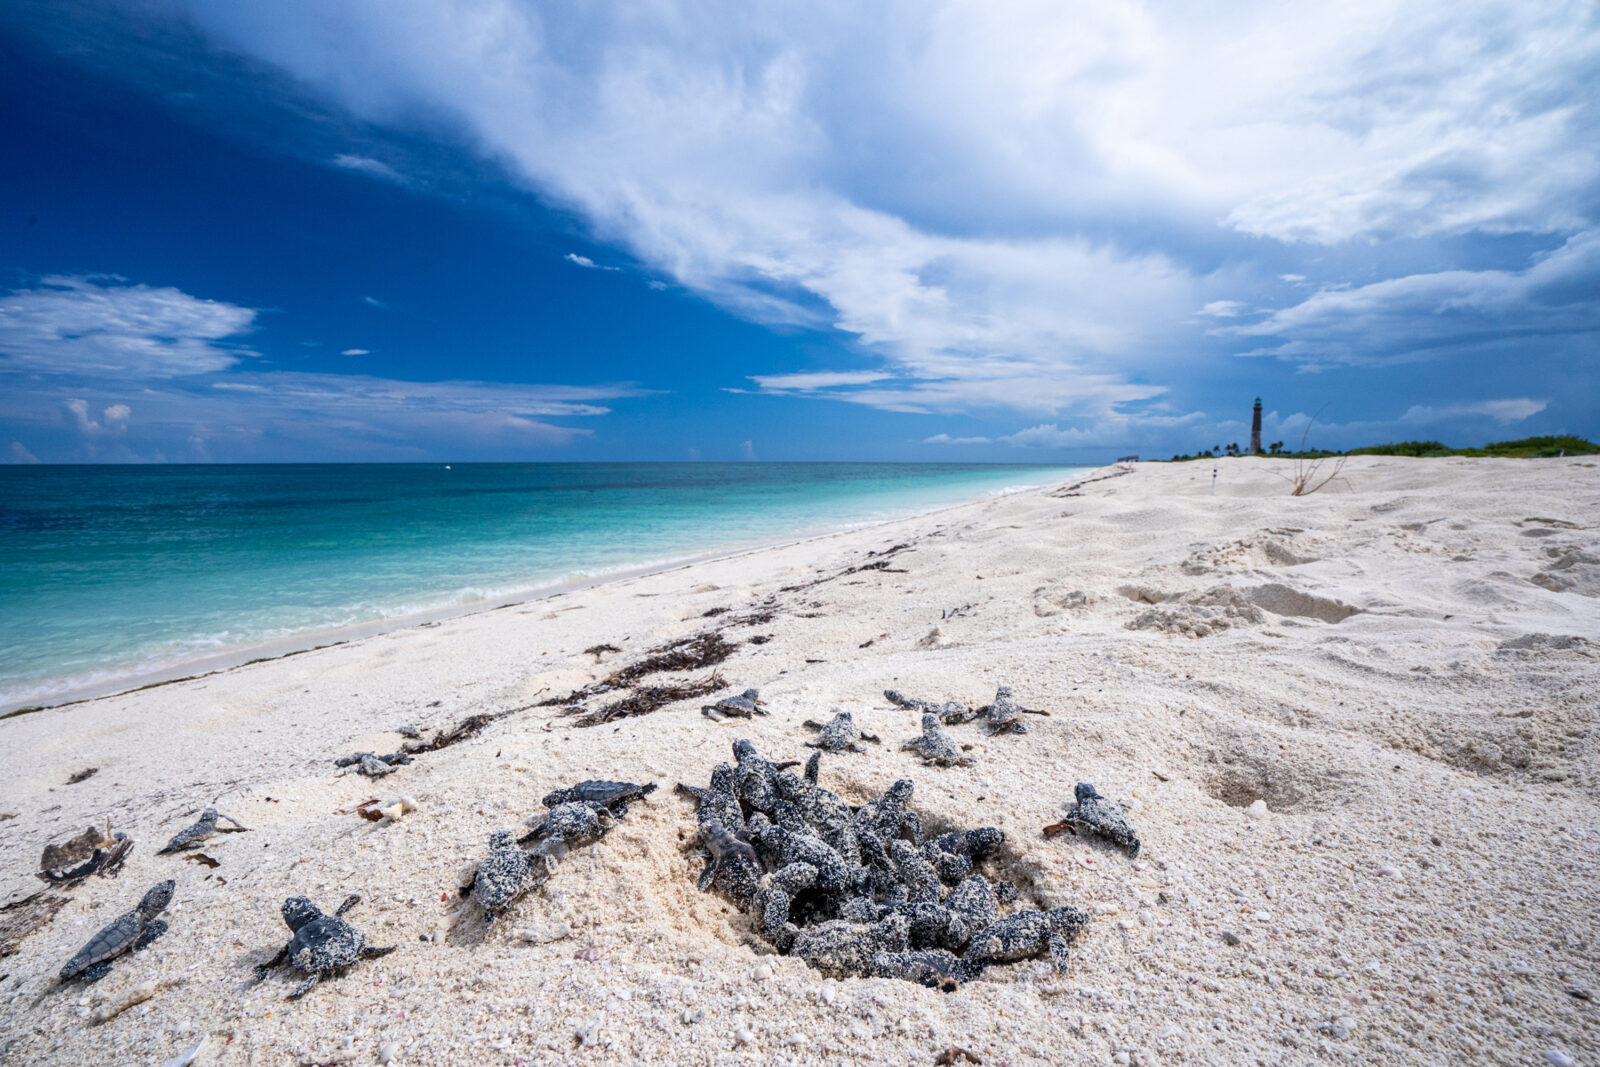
[575,945,609,962]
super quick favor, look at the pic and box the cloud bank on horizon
[1,0,1595,460]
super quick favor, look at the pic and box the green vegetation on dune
[1164,435,1597,462]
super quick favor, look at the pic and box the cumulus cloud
[341,348,370,356]
[156,0,1598,421]
[7,441,39,464]
[0,276,254,378]
[1224,230,1600,367]
[923,433,992,445]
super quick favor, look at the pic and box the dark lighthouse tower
[1250,398,1263,455]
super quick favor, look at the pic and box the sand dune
[2,456,1597,1066]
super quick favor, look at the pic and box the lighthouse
[1250,398,1263,455]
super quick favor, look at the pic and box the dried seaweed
[583,643,620,656]
[402,713,494,754]
[569,673,729,728]
[539,631,738,708]
[1048,466,1133,498]
[66,767,97,785]
[0,892,69,958]
[700,606,730,618]
[778,555,908,593]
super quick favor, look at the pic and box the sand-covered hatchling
[884,689,978,725]
[57,879,174,984]
[696,817,763,906]
[475,831,555,927]
[802,710,880,752]
[520,801,615,848]
[871,948,967,991]
[980,684,1026,735]
[789,913,910,977]
[256,893,396,998]
[1044,782,1141,858]
[540,779,657,818]
[962,905,1090,975]
[701,688,767,721]
[334,751,413,778]
[157,807,247,854]
[902,713,975,766]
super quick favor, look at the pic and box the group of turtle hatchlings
[40,684,1141,999]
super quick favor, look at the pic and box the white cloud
[363,296,388,309]
[748,370,891,392]
[341,348,370,356]
[1400,398,1547,424]
[171,0,1599,419]
[923,433,992,445]
[8,441,39,464]
[0,276,254,378]
[1200,300,1247,318]
[565,253,620,271]
[1223,230,1600,367]
[332,153,404,182]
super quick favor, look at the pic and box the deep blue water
[0,463,1081,708]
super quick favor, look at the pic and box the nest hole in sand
[1188,722,1368,812]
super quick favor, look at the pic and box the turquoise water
[0,463,1082,709]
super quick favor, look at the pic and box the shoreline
[0,470,1086,718]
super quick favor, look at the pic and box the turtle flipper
[697,857,718,892]
[335,894,361,917]
[254,944,290,980]
[1047,931,1071,975]
[133,918,168,950]
[286,974,320,999]
[360,944,397,960]
[81,962,112,984]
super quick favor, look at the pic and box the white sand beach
[2,456,1597,1067]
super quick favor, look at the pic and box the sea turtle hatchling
[701,688,768,721]
[871,948,967,991]
[884,689,978,725]
[157,807,248,854]
[980,685,1026,735]
[540,779,658,818]
[58,879,174,984]
[1044,782,1141,858]
[901,714,975,766]
[961,905,1090,976]
[519,801,616,848]
[256,894,396,998]
[334,751,414,779]
[802,710,881,753]
[696,818,764,907]
[789,913,910,978]
[475,831,557,927]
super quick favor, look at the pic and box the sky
[1,0,1596,463]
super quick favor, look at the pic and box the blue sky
[1,0,1596,463]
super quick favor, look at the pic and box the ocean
[0,462,1083,711]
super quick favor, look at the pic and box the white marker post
[1212,465,1218,496]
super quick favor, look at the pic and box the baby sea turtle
[696,817,764,907]
[901,714,975,766]
[980,685,1026,735]
[675,761,748,834]
[59,879,174,983]
[755,861,819,950]
[256,893,396,998]
[519,801,615,848]
[884,689,978,725]
[334,751,414,778]
[475,831,555,926]
[701,688,768,721]
[541,779,658,818]
[789,913,910,977]
[157,807,248,854]
[1043,782,1141,858]
[962,905,1089,976]
[732,739,799,815]
[802,710,880,752]
[38,823,132,886]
